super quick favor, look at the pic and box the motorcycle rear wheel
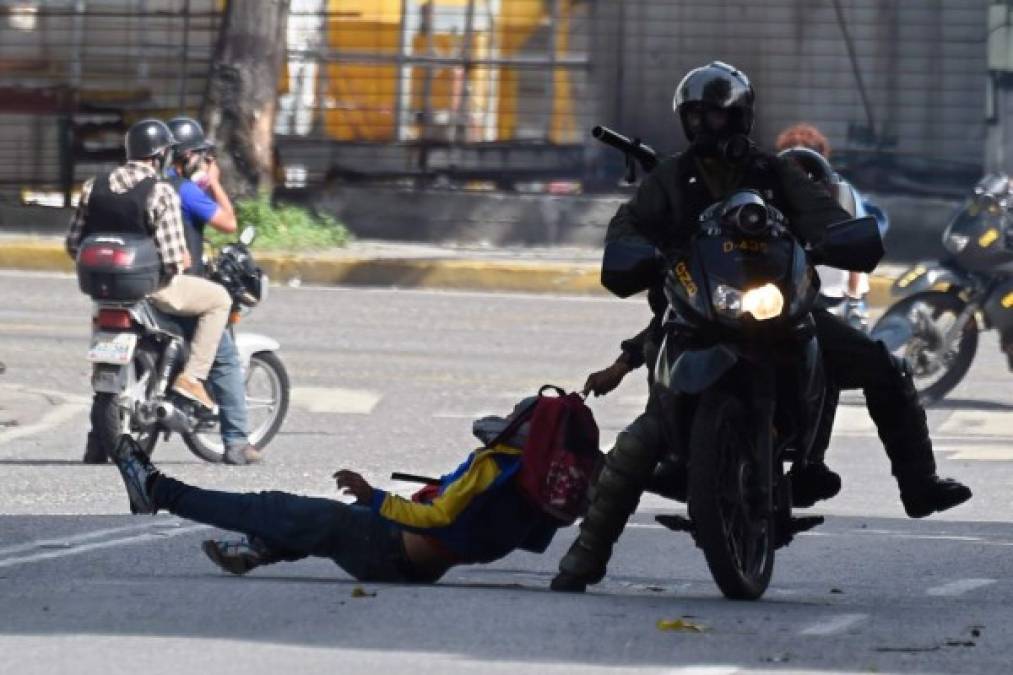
[87,392,157,463]
[688,389,774,600]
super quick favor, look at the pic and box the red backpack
[401,386,601,524]
[493,385,602,525]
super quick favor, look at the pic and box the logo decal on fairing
[674,261,698,296]
[979,229,1000,248]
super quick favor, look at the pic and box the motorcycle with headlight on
[77,226,289,464]
[871,173,1013,406]
[604,193,881,600]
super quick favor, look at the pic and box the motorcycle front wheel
[688,389,774,600]
[183,351,290,463]
[873,291,978,406]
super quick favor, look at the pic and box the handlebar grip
[592,125,658,173]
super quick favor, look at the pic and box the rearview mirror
[239,226,256,246]
[601,240,664,298]
[809,216,883,273]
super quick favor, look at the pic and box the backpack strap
[483,385,566,450]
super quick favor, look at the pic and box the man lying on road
[109,404,567,583]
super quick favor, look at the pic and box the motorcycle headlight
[945,232,970,253]
[712,284,743,315]
[713,283,783,321]
[742,283,784,321]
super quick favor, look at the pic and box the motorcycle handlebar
[592,125,659,173]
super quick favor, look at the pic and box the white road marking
[798,613,868,636]
[938,409,1013,438]
[0,521,171,557]
[0,523,209,569]
[941,444,1013,461]
[925,578,996,597]
[290,386,381,414]
[0,400,88,447]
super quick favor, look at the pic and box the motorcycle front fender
[658,343,740,395]
[234,332,280,371]
[891,261,970,299]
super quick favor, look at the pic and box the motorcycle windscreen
[601,240,663,298]
[945,203,1013,272]
[811,216,883,273]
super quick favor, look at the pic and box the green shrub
[207,194,351,251]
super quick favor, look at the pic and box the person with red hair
[776,123,832,159]
[775,122,885,329]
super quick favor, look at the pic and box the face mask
[189,170,211,190]
[684,106,753,164]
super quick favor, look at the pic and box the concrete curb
[0,238,895,304]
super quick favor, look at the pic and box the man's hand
[333,470,374,503]
[181,249,193,271]
[205,157,221,187]
[583,359,634,397]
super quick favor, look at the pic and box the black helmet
[674,61,755,157]
[778,147,857,217]
[167,116,214,159]
[125,119,176,161]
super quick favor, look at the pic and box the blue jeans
[208,331,249,449]
[152,476,421,582]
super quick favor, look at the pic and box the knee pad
[605,431,660,480]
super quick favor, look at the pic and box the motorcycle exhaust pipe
[154,401,194,434]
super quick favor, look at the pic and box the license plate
[87,332,138,365]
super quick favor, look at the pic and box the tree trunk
[202,0,290,199]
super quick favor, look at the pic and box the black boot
[646,455,687,502]
[899,475,972,518]
[789,462,842,508]
[551,415,662,593]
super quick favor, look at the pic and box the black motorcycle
[77,227,289,463]
[597,127,882,599]
[871,174,1013,405]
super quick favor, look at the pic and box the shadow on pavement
[927,398,1013,412]
[0,513,1010,672]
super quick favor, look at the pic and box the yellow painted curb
[0,239,75,273]
[0,239,900,303]
[867,274,893,309]
[256,254,606,295]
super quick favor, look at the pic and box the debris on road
[351,586,377,598]
[656,618,708,633]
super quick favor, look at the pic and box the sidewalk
[0,234,901,305]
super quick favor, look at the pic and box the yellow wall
[323,1,400,141]
[320,0,578,143]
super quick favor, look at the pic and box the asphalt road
[1,270,1012,675]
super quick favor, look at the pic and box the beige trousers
[148,275,230,380]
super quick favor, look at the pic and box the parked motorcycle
[871,174,1013,405]
[596,126,883,600]
[77,227,289,463]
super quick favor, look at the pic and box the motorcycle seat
[133,300,197,340]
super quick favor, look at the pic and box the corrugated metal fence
[0,0,992,203]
